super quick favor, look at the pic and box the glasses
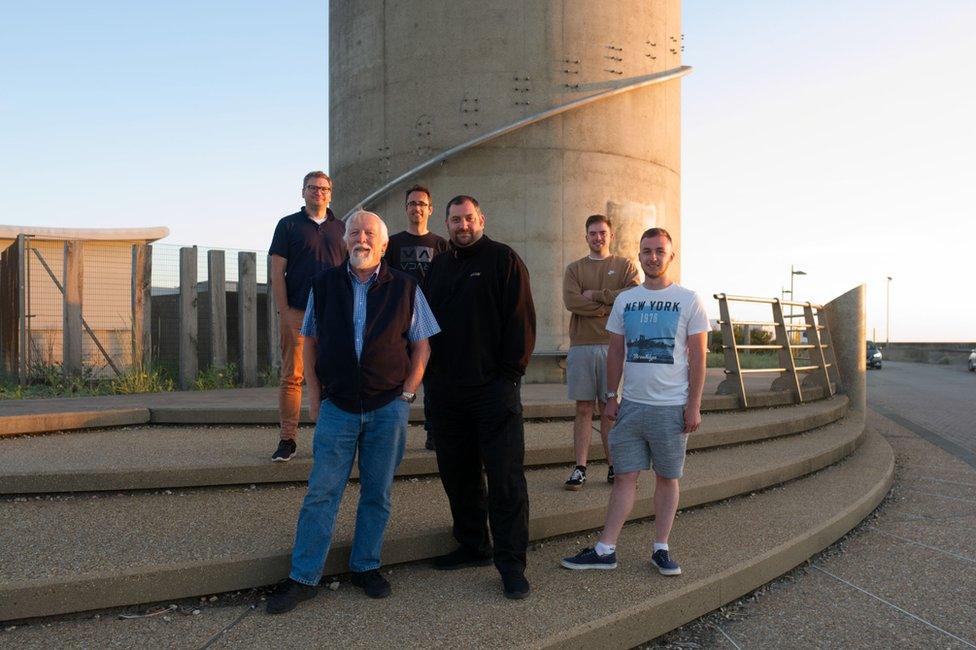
[305,185,332,194]
[406,201,430,208]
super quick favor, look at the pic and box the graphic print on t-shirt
[622,299,681,364]
[398,246,436,273]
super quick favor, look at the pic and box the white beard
[349,248,373,269]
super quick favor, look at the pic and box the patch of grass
[1,363,175,400]
[0,362,110,399]
[258,366,280,387]
[193,364,239,391]
[111,367,175,394]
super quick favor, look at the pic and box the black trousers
[427,377,529,574]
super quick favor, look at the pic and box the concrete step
[0,377,835,437]
[0,412,863,621]
[225,428,893,649]
[0,397,848,493]
[144,385,835,425]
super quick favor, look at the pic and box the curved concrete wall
[330,0,683,354]
[824,285,866,419]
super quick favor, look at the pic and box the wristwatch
[400,391,417,403]
[604,390,618,401]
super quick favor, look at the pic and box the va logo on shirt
[622,299,680,364]
[399,246,435,272]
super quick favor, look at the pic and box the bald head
[345,210,389,272]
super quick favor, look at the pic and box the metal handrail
[344,65,693,219]
[718,320,777,327]
[713,293,824,310]
[714,292,837,408]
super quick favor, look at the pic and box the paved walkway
[867,360,976,467]
[644,362,976,649]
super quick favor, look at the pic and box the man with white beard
[266,211,440,613]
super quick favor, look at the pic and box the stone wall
[880,342,975,365]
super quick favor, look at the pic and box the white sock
[595,541,616,557]
[653,542,669,552]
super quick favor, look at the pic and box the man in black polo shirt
[424,195,536,600]
[384,184,447,451]
[268,171,346,462]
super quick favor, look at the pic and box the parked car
[867,341,883,369]
[969,349,975,372]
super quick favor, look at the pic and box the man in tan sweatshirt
[562,214,640,490]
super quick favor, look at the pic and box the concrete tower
[329,1,687,372]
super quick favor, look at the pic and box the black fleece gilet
[311,261,416,413]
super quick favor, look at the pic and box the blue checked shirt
[301,263,440,359]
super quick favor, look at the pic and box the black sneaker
[432,547,493,570]
[607,465,615,484]
[350,569,391,599]
[424,433,435,451]
[272,439,297,462]
[651,548,682,576]
[265,578,317,614]
[501,572,531,600]
[560,547,618,570]
[564,465,586,491]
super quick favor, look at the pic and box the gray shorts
[608,400,688,478]
[567,344,608,402]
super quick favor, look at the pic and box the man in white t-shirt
[560,227,709,576]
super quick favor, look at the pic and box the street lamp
[790,266,807,324]
[886,276,893,347]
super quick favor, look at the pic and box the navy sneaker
[561,547,618,570]
[272,439,297,462]
[651,549,682,576]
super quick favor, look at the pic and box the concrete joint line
[864,525,976,564]
[913,476,976,489]
[809,564,976,648]
[198,604,256,650]
[711,623,743,649]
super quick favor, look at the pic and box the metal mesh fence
[22,236,135,379]
[0,236,270,383]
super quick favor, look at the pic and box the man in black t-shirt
[384,184,447,450]
[385,184,447,283]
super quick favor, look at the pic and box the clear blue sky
[3,1,974,341]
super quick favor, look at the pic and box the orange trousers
[278,307,306,441]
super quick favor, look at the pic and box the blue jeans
[289,398,409,585]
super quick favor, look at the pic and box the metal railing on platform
[714,293,841,408]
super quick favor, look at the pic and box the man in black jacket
[423,195,536,599]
